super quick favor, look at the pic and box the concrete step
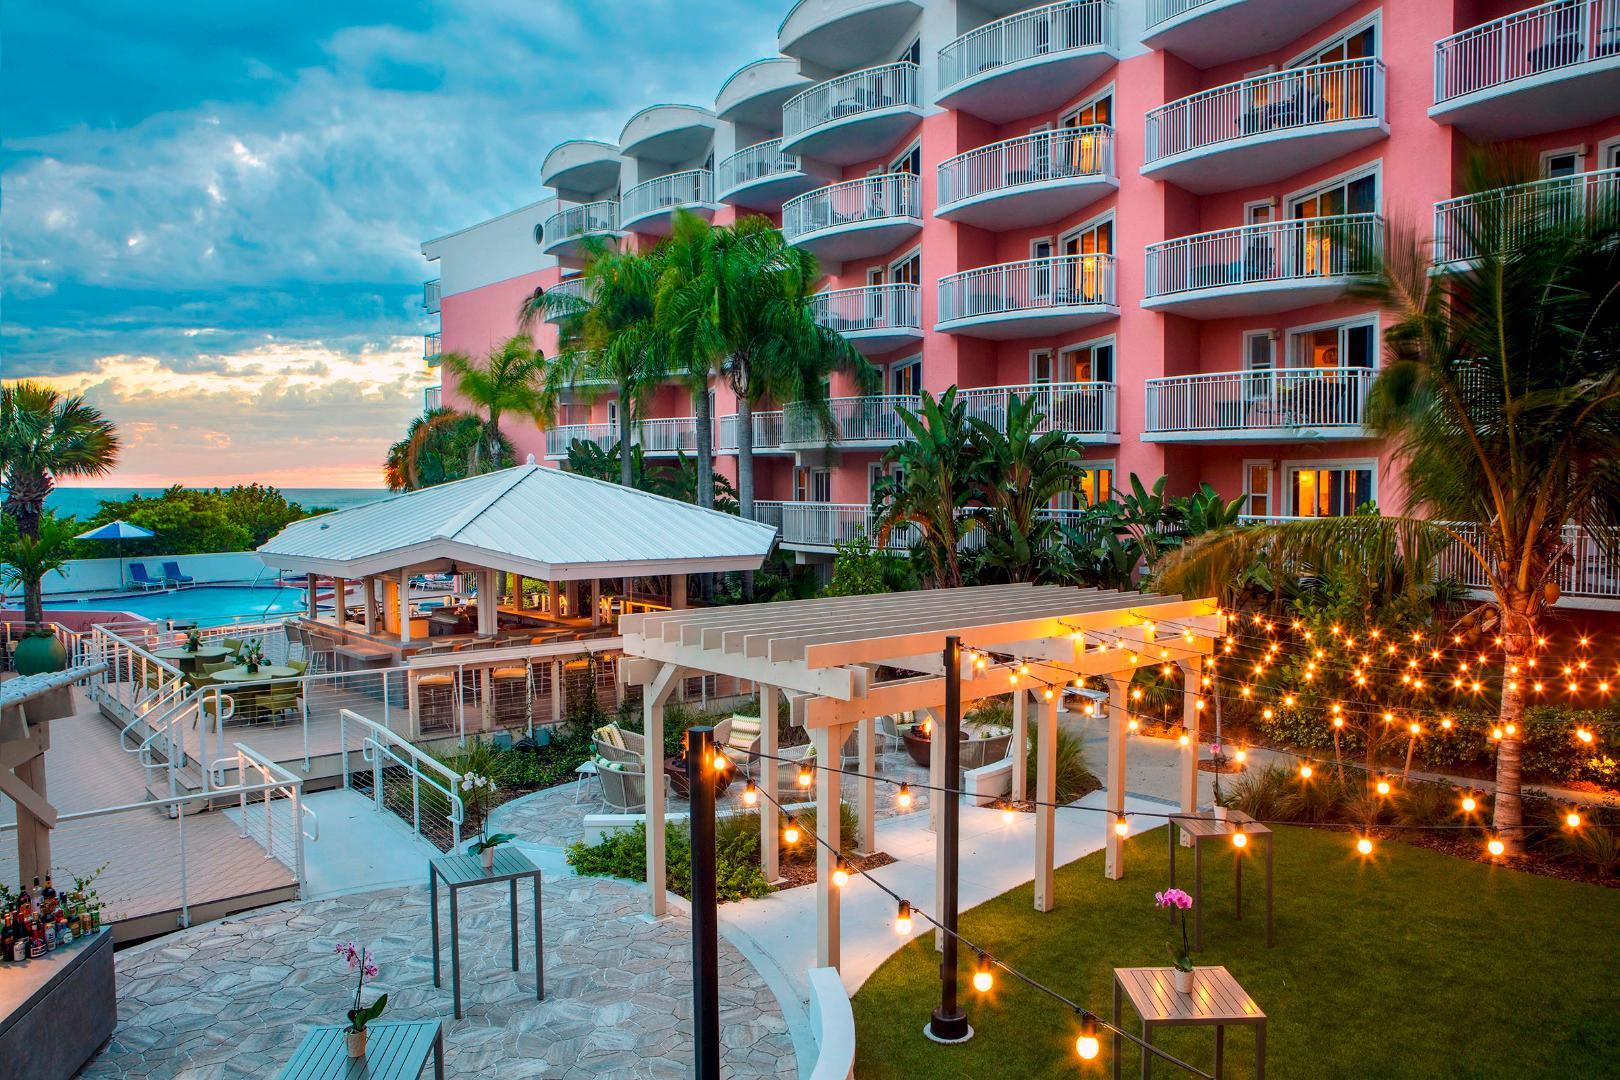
[144,763,210,816]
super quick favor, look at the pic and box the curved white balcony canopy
[716,141,835,212]
[1142,0,1361,70]
[541,140,623,195]
[1142,59,1387,194]
[1429,0,1620,139]
[781,62,922,166]
[811,284,923,356]
[935,127,1116,229]
[716,57,815,127]
[782,174,922,264]
[619,170,719,235]
[936,254,1118,339]
[778,0,924,70]
[936,0,1119,123]
[618,104,717,164]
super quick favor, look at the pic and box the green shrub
[967,698,1013,730]
[1223,763,1293,820]
[566,820,771,903]
[785,801,860,862]
[1392,779,1459,828]
[1023,722,1100,805]
[1282,773,1350,824]
[1553,826,1620,877]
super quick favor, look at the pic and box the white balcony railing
[939,254,1116,323]
[1435,0,1620,103]
[957,382,1117,438]
[544,277,593,323]
[938,127,1114,209]
[423,385,442,412]
[718,411,785,452]
[811,284,922,336]
[757,501,921,550]
[423,332,441,362]
[938,1,1115,92]
[424,280,441,314]
[1145,57,1385,163]
[1434,167,1620,264]
[1146,0,1218,26]
[637,416,704,454]
[717,140,801,193]
[782,394,920,447]
[1144,214,1382,299]
[545,423,621,457]
[782,174,921,241]
[543,200,620,246]
[1144,367,1375,436]
[782,62,920,142]
[620,170,714,225]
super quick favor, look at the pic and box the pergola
[619,583,1224,969]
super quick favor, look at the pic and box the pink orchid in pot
[1154,888,1196,992]
[336,942,387,1057]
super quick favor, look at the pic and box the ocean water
[43,487,388,521]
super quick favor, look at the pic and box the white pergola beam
[621,632,862,700]
[703,585,1042,654]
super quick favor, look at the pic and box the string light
[895,782,913,809]
[1233,747,1248,764]
[741,779,758,806]
[1231,824,1248,849]
[1075,1014,1100,1061]
[1565,811,1583,829]
[972,952,994,993]
[1577,727,1595,744]
[1487,837,1506,858]
[1298,763,1314,780]
[894,900,912,935]
[1113,815,1129,837]
[782,819,801,845]
[1375,779,1392,797]
[832,859,851,889]
[1356,836,1374,856]
[711,751,731,772]
[797,763,814,788]
[1461,795,1478,813]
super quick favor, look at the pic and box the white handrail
[1144,367,1375,434]
[717,140,801,193]
[620,169,714,224]
[782,174,921,241]
[340,708,465,850]
[811,283,921,335]
[938,126,1114,208]
[957,381,1117,437]
[1435,0,1617,103]
[1145,57,1385,163]
[782,62,919,142]
[544,200,620,245]
[938,0,1115,92]
[1434,167,1620,264]
[1146,0,1218,27]
[758,502,921,550]
[782,394,921,447]
[939,254,1116,323]
[717,410,785,452]
[1144,213,1383,298]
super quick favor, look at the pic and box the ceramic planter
[14,633,67,676]
[1173,967,1195,994]
[481,846,495,870]
[345,1029,367,1058]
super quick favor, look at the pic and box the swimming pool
[46,586,308,627]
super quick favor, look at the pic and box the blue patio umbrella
[74,520,156,589]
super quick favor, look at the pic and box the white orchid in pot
[460,771,513,870]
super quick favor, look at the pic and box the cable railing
[1144,214,1382,299]
[782,174,921,241]
[1434,167,1620,264]
[957,381,1117,437]
[543,200,620,246]
[717,410,785,452]
[782,394,920,447]
[1144,57,1385,163]
[782,62,919,143]
[939,254,1116,324]
[1143,367,1375,435]
[811,283,921,337]
[717,140,802,193]
[340,708,464,852]
[217,743,317,887]
[937,126,1114,209]
[0,620,88,671]
[619,169,714,225]
[1435,0,1620,103]
[938,0,1115,92]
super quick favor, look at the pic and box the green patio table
[211,664,301,683]
[153,645,230,673]
[277,1020,444,1079]
[430,847,543,1020]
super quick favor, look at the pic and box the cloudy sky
[2,1,776,487]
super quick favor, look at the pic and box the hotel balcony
[1142,213,1382,318]
[1142,0,1361,69]
[936,127,1116,229]
[957,381,1118,443]
[423,279,440,314]
[781,62,922,166]
[1434,167,1620,267]
[618,104,717,165]
[1441,522,1620,607]
[542,277,593,324]
[778,0,924,71]
[1431,0,1620,138]
[781,394,919,450]
[540,139,623,195]
[545,416,710,460]
[755,500,918,552]
[715,141,835,212]
[936,254,1117,339]
[1143,367,1374,443]
[619,170,719,235]
[716,57,813,127]
[717,411,789,454]
[781,174,922,263]
[540,201,622,261]
[1142,58,1386,194]
[423,332,441,365]
[423,385,442,412]
[545,423,618,459]
[811,283,923,356]
[936,0,1118,123]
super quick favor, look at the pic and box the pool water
[46,586,308,627]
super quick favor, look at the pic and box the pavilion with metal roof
[619,584,1224,971]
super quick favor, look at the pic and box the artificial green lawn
[852,826,1620,1079]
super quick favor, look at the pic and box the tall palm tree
[872,389,982,588]
[439,336,547,474]
[656,212,721,511]
[0,381,121,538]
[520,241,671,489]
[970,392,1087,582]
[1155,151,1620,850]
[382,407,503,491]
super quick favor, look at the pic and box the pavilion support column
[1011,688,1029,803]
[14,756,51,886]
[813,721,853,970]
[334,578,348,628]
[397,568,412,644]
[480,572,499,636]
[758,685,780,883]
[1104,670,1133,880]
[643,664,682,918]
[362,576,376,634]
[670,574,687,610]
[926,707,945,835]
[1179,659,1201,838]
[1034,692,1058,912]
[591,579,602,629]
[550,661,563,724]
[856,716,875,855]
[305,575,318,620]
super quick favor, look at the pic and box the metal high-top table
[1112,966,1266,1079]
[429,847,543,1019]
[1167,810,1274,949]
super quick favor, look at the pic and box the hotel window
[897,38,921,66]
[1060,217,1112,302]
[1051,465,1114,512]
[1290,171,1377,276]
[890,250,921,286]
[1057,93,1111,174]
[1058,338,1114,382]
[1243,461,1273,518]
[868,462,905,497]
[794,467,831,503]
[1542,149,1582,178]
[890,142,921,177]
[1287,462,1374,517]
[889,357,922,396]
[1062,92,1112,129]
[1292,21,1376,120]
[1286,317,1376,370]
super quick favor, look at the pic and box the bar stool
[417,673,456,735]
[490,666,532,729]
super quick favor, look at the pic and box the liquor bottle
[55,910,71,946]
[78,904,92,937]
[40,875,57,911]
[2,912,12,962]
[41,913,54,953]
[28,917,46,959]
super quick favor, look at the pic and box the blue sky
[2,0,775,485]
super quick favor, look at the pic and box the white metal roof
[257,465,777,580]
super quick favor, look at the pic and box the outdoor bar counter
[0,927,116,1079]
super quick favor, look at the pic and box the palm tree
[0,511,76,630]
[656,213,722,510]
[970,392,1088,582]
[0,381,121,539]
[438,337,547,474]
[520,242,671,489]
[382,407,504,491]
[1155,151,1620,850]
[872,389,982,588]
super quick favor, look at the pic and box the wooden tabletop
[277,1020,440,1079]
[1114,966,1265,1025]
[1168,809,1273,839]
[430,846,540,887]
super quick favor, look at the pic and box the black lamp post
[687,726,721,1079]
[928,635,972,1042]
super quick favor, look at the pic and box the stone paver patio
[85,876,795,1079]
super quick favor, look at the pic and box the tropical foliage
[561,439,738,513]
[76,485,328,554]
[439,336,548,474]
[383,408,510,492]
[0,381,121,541]
[0,511,78,628]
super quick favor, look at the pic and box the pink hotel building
[420,0,1620,569]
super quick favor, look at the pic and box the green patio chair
[220,637,245,656]
[258,681,302,725]
[286,658,308,676]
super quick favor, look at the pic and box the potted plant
[1155,887,1196,992]
[460,772,513,869]
[241,639,263,674]
[0,512,75,675]
[184,629,202,654]
[335,942,386,1057]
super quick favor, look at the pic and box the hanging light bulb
[1043,686,1055,702]
[1298,763,1314,780]
[1375,779,1392,797]
[1461,795,1478,813]
[1487,837,1506,858]
[1576,727,1595,744]
[1356,836,1374,856]
[1018,663,1030,677]
[712,751,731,772]
[1178,732,1191,748]
[1441,717,1454,731]
[895,782,913,809]
[742,779,759,806]
[1075,1014,1100,1061]
[1233,747,1248,764]
[1113,815,1129,837]
[1001,805,1017,824]
[1231,824,1248,849]
[1565,811,1583,829]
[1127,718,1140,733]
[894,899,912,935]
[832,860,850,888]
[1505,722,1518,736]
[797,762,814,788]
[972,952,994,993]
[782,819,801,845]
